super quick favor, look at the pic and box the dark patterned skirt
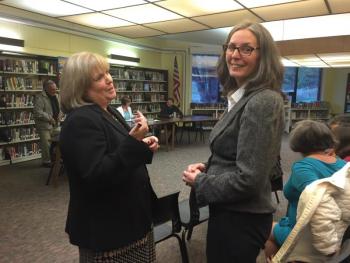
[79,231,155,263]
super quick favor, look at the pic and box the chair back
[153,191,181,233]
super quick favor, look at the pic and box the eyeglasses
[223,43,259,56]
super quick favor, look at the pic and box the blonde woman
[59,52,159,262]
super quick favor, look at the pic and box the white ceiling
[0,0,350,67]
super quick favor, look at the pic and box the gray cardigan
[195,89,284,214]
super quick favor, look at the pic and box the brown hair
[217,21,284,96]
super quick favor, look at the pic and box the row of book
[110,68,165,81]
[115,81,166,92]
[0,94,35,107]
[0,111,34,125]
[190,103,226,109]
[291,111,329,119]
[0,142,40,160]
[112,94,166,104]
[291,101,329,109]
[0,76,44,90]
[6,127,39,142]
[132,104,161,113]
[0,59,56,74]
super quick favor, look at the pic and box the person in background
[182,21,285,262]
[117,95,134,121]
[33,79,59,167]
[159,98,183,118]
[59,52,159,263]
[265,120,346,259]
[328,114,350,162]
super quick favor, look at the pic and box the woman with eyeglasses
[59,52,159,262]
[182,21,285,262]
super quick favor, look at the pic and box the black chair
[153,191,189,263]
[179,188,209,241]
[271,175,283,203]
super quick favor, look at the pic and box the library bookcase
[0,53,58,165]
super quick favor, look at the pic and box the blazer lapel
[97,105,129,136]
[209,89,263,144]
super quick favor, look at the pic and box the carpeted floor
[0,133,299,263]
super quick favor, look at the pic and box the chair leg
[186,227,194,241]
[46,166,54,185]
[274,191,280,203]
[174,234,189,263]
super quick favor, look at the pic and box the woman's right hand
[129,111,149,141]
[186,163,206,173]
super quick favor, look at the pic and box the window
[281,67,322,103]
[296,68,321,102]
[282,67,297,93]
[191,54,221,103]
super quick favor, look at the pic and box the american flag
[173,56,180,106]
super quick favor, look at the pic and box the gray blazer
[33,91,54,130]
[195,88,285,214]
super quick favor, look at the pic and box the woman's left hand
[182,169,201,186]
[142,136,159,152]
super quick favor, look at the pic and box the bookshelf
[109,65,168,120]
[0,53,58,165]
[284,100,291,133]
[289,101,330,130]
[190,103,225,118]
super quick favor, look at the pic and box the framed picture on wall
[345,73,350,113]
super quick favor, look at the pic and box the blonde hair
[59,52,109,113]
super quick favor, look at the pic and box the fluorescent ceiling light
[61,13,133,28]
[0,44,24,52]
[283,13,350,40]
[156,0,243,17]
[281,58,299,67]
[238,0,300,8]
[103,4,182,24]
[0,0,91,17]
[318,53,350,62]
[328,63,350,68]
[64,0,146,11]
[262,21,284,41]
[297,61,329,67]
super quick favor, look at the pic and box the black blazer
[60,104,156,251]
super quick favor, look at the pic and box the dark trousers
[207,208,272,263]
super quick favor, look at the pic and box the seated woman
[265,120,347,259]
[117,96,134,121]
[329,114,350,162]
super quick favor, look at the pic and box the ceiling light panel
[193,10,261,28]
[238,0,301,8]
[103,4,182,24]
[61,13,133,28]
[145,19,208,33]
[64,0,146,11]
[0,0,91,17]
[252,0,328,21]
[105,25,165,38]
[156,0,243,17]
[286,55,321,62]
[281,58,300,67]
[328,0,350,13]
[283,13,350,40]
[318,53,350,62]
[327,62,350,68]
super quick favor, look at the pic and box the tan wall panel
[277,36,350,56]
